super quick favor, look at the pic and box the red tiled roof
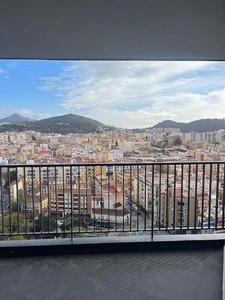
[37,150,52,156]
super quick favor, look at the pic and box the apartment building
[10,179,24,202]
[25,194,49,218]
[159,188,196,228]
[49,186,92,217]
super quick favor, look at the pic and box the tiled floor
[0,248,222,300]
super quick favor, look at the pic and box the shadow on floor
[0,248,222,300]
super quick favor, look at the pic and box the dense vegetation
[151,119,225,132]
[1,113,225,134]
[0,114,113,134]
[132,118,225,133]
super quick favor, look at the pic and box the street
[124,201,152,231]
[0,194,10,215]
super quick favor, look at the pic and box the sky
[0,60,225,129]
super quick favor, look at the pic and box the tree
[173,137,182,146]
[4,213,26,233]
[11,201,18,213]
[0,225,8,240]
[0,225,9,233]
[18,189,25,212]
[11,236,25,240]
[60,216,87,231]
[35,216,57,232]
[11,190,25,213]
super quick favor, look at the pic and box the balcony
[0,161,224,299]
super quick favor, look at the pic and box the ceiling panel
[0,0,225,60]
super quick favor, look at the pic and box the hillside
[0,114,113,134]
[150,119,225,132]
[32,114,106,134]
[1,113,225,134]
[0,113,34,123]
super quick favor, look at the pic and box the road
[124,202,152,231]
[0,194,10,214]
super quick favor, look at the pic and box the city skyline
[0,60,225,129]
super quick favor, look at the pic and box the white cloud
[7,62,17,69]
[0,68,7,74]
[83,87,225,128]
[38,61,225,128]
[84,107,177,128]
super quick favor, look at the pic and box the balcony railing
[0,161,224,241]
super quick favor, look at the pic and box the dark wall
[0,0,225,60]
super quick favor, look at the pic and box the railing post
[151,165,154,241]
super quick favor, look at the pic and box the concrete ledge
[0,234,225,257]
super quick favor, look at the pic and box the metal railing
[0,161,224,240]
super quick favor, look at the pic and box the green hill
[1,113,225,134]
[151,119,225,132]
[0,114,113,134]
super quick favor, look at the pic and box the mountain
[150,118,225,132]
[0,114,114,134]
[0,113,34,123]
[1,113,225,134]
[31,114,107,134]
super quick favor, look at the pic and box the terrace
[0,162,224,299]
[1,0,225,299]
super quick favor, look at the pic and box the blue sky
[0,60,225,128]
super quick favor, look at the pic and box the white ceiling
[0,0,225,60]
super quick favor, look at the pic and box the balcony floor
[0,247,222,300]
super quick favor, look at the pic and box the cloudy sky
[0,60,225,128]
